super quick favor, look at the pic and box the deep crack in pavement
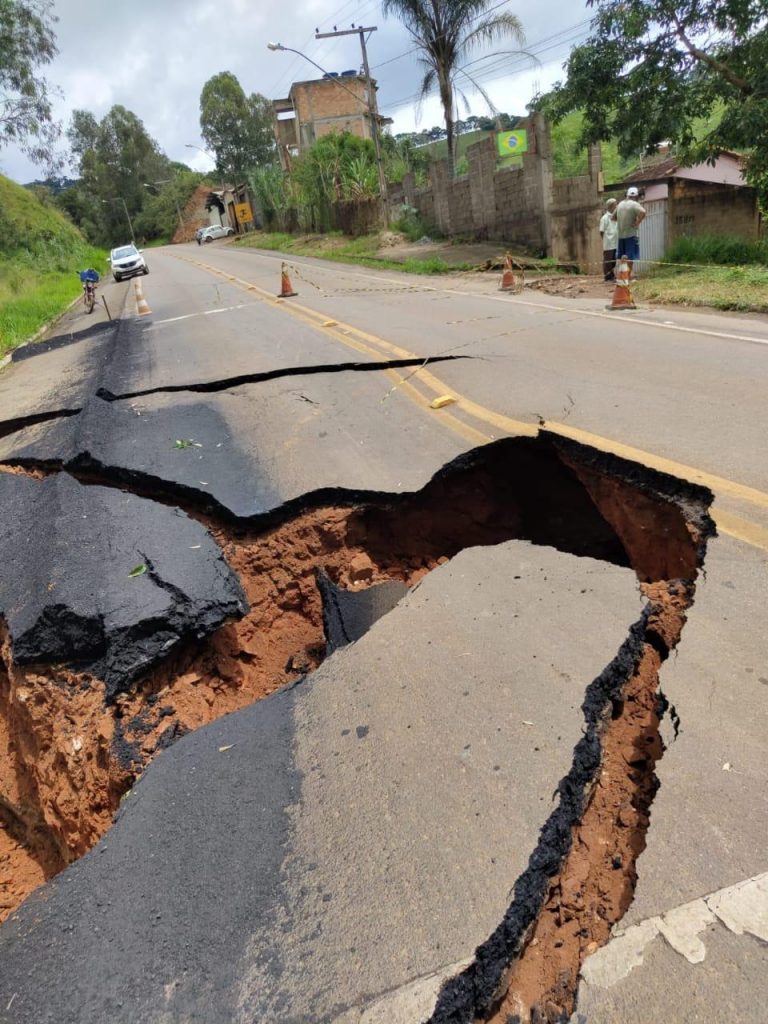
[0,428,714,1024]
[0,286,719,1022]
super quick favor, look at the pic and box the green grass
[633,232,768,312]
[1,173,107,355]
[420,129,521,173]
[665,234,768,266]
[635,264,768,312]
[236,231,472,275]
[550,111,636,182]
[420,129,489,162]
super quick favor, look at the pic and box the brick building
[273,73,379,169]
[610,152,762,268]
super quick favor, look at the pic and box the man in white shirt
[599,199,618,281]
[616,186,646,262]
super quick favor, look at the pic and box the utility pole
[102,197,135,244]
[314,25,389,224]
[144,179,185,234]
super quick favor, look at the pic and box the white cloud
[1,0,583,182]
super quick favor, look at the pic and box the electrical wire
[382,21,591,114]
[371,0,518,70]
[267,0,375,95]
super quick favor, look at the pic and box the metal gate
[636,200,667,275]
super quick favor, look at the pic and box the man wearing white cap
[616,186,646,262]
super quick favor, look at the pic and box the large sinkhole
[0,432,713,1021]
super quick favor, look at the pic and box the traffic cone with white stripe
[498,253,517,291]
[277,262,298,298]
[607,257,636,310]
[134,278,152,316]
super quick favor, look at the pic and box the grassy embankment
[236,230,474,274]
[635,235,768,313]
[0,175,106,356]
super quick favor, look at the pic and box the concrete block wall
[668,180,760,242]
[386,114,604,268]
[552,174,604,269]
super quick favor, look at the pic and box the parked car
[200,224,235,243]
[109,244,149,281]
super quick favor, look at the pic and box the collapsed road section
[0,433,713,1023]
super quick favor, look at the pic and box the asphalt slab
[0,542,641,1023]
[0,472,247,696]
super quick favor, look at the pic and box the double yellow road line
[175,254,768,553]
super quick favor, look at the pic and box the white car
[110,244,149,281]
[200,224,235,243]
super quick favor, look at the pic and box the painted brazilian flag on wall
[496,130,528,157]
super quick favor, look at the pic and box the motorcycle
[78,268,100,314]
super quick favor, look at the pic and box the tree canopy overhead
[199,72,275,181]
[0,0,61,166]
[544,0,768,197]
[382,0,525,176]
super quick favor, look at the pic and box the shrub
[392,203,436,242]
[665,234,768,266]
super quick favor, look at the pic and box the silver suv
[110,244,149,281]
[200,224,235,243]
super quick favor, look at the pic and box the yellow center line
[174,253,768,550]
[712,509,768,552]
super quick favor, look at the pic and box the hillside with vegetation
[0,174,105,355]
[396,114,637,181]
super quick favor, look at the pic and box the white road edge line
[580,871,768,987]
[217,249,768,349]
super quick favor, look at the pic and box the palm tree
[382,1,525,176]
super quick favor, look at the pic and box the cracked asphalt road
[0,243,766,1022]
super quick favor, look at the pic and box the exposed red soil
[0,504,446,922]
[171,184,216,244]
[483,580,692,1024]
[0,440,711,945]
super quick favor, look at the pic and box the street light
[143,179,184,234]
[101,197,135,244]
[185,143,214,163]
[266,42,369,107]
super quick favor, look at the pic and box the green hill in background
[1,174,105,355]
[412,114,637,182]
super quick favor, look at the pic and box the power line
[267,0,375,96]
[457,25,591,88]
[382,21,591,113]
[371,0,517,70]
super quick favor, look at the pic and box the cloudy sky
[2,0,593,182]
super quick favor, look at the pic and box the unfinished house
[611,152,762,269]
[273,73,378,170]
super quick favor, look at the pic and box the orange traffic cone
[607,257,636,310]
[498,253,516,291]
[134,278,152,316]
[277,262,298,298]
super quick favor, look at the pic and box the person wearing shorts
[616,186,646,262]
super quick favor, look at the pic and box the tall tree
[382,0,525,176]
[0,0,61,165]
[544,0,768,201]
[199,72,275,180]
[66,105,171,244]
